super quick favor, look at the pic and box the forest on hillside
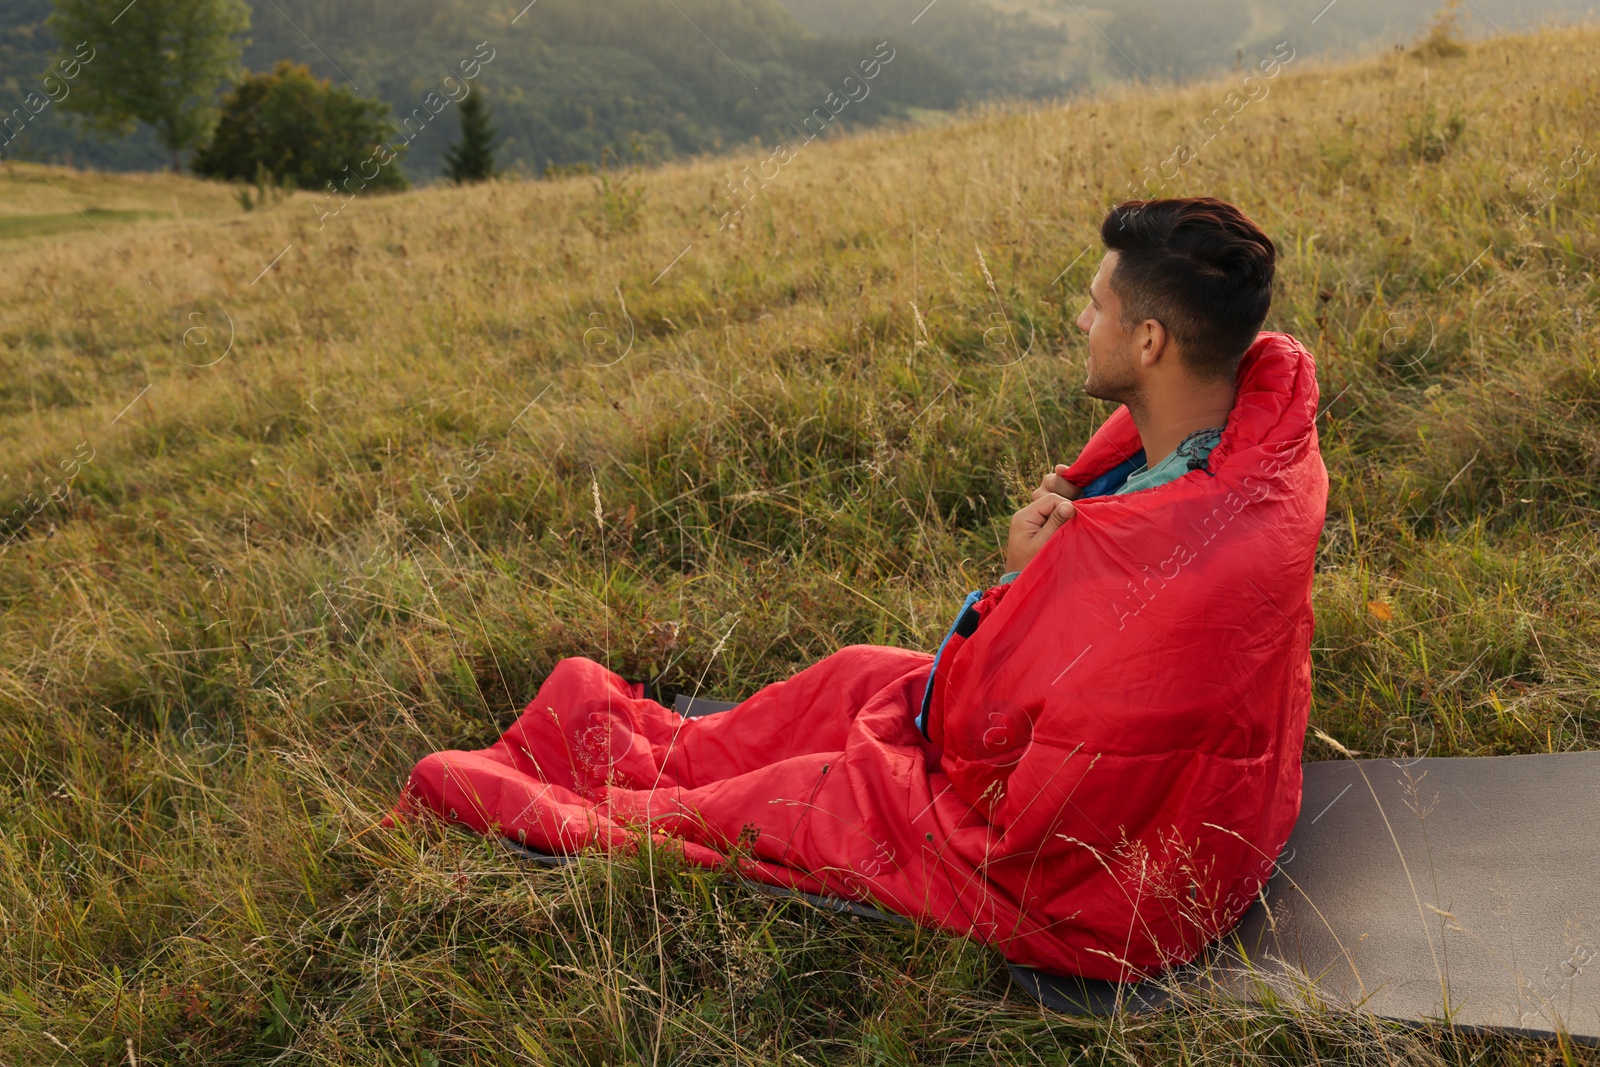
[3,0,1597,178]
[0,0,963,176]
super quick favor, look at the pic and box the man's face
[1076,251,1139,404]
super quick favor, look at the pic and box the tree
[191,61,408,192]
[48,0,250,172]
[442,89,498,183]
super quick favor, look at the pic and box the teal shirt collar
[1115,426,1224,496]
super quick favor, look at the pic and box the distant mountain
[774,0,1600,91]
[0,0,966,179]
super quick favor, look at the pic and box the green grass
[1,20,1598,1067]
[0,208,166,241]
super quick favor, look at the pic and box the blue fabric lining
[917,588,982,739]
[1078,450,1146,499]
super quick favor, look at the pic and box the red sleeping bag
[390,331,1328,981]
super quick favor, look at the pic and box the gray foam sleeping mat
[496,694,1599,1042]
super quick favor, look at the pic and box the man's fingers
[1006,492,1077,574]
[1053,466,1083,500]
[1023,493,1074,530]
[1042,497,1077,532]
[1036,473,1076,500]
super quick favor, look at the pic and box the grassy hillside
[3,21,1600,1066]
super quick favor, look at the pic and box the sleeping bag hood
[391,330,1329,981]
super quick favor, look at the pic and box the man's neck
[1127,392,1235,468]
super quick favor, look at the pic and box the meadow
[1,20,1598,1066]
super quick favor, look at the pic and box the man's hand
[1032,464,1083,503]
[1006,493,1076,574]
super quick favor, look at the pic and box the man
[916,195,1282,737]
[393,196,1328,984]
[1009,196,1275,579]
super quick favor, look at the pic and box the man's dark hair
[1100,197,1276,381]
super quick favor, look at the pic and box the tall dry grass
[1,21,1597,1065]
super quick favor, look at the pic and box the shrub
[1412,0,1469,60]
[1406,101,1468,162]
[584,144,647,236]
[191,60,408,192]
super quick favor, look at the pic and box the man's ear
[1137,319,1170,367]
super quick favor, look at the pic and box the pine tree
[443,90,498,183]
